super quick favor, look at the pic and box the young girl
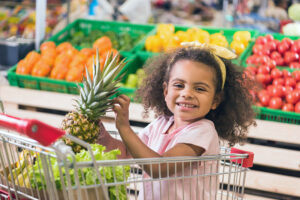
[99,44,256,199]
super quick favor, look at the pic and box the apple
[125,74,138,88]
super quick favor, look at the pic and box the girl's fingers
[112,103,122,112]
[118,94,130,102]
[113,95,130,108]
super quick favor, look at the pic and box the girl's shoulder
[140,115,173,136]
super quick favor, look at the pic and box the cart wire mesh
[0,114,253,200]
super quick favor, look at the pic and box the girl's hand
[113,95,131,131]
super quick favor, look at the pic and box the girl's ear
[211,93,223,110]
[163,82,168,97]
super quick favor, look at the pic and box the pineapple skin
[62,112,100,153]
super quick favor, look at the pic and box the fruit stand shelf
[0,85,300,199]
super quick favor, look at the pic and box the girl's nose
[181,88,193,98]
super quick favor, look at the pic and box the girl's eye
[195,87,206,92]
[173,83,184,88]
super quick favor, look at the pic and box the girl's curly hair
[137,47,256,146]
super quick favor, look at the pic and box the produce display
[245,64,300,113]
[15,38,119,82]
[246,34,300,68]
[8,145,130,200]
[145,24,252,56]
[4,49,129,199]
[6,19,300,125]
[69,30,145,52]
[0,5,64,39]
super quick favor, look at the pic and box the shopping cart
[0,113,254,200]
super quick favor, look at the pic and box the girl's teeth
[179,103,195,108]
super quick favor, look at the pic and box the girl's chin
[174,114,204,122]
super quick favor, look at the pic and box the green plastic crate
[48,18,156,53]
[253,106,300,125]
[7,54,134,95]
[138,25,259,66]
[241,33,300,68]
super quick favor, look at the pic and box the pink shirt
[138,115,220,200]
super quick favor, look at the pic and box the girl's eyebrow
[171,78,211,88]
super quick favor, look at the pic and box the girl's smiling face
[163,59,221,125]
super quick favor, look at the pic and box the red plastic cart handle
[0,189,28,200]
[230,148,254,168]
[0,113,65,146]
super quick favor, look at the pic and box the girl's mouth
[176,103,197,108]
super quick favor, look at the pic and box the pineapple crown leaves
[75,49,127,121]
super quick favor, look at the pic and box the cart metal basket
[0,113,254,200]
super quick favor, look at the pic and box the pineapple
[62,51,126,152]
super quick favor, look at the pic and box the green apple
[136,69,146,87]
[125,74,138,88]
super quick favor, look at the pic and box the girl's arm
[113,95,205,177]
[97,122,131,159]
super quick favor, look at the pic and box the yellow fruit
[209,33,228,47]
[163,35,180,52]
[145,35,162,52]
[233,31,251,46]
[210,39,228,48]
[157,24,175,38]
[175,31,189,43]
[194,29,210,44]
[230,40,246,56]
[210,33,225,41]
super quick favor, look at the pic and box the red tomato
[246,55,257,64]
[282,103,294,112]
[265,34,274,42]
[246,66,257,74]
[296,82,300,90]
[290,42,300,54]
[264,74,272,84]
[258,90,268,99]
[274,57,285,66]
[282,69,292,78]
[290,62,300,69]
[285,77,297,88]
[265,59,277,69]
[267,85,274,93]
[286,91,300,104]
[269,97,283,109]
[257,65,271,74]
[270,68,283,79]
[256,36,268,45]
[272,78,285,86]
[292,70,300,81]
[265,41,277,51]
[270,51,282,59]
[295,102,300,113]
[256,74,267,85]
[252,44,264,55]
[270,85,284,98]
[277,42,290,54]
[259,55,271,64]
[282,86,294,97]
[282,38,294,48]
[284,51,299,64]
[259,93,271,106]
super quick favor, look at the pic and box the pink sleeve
[175,121,218,154]
[138,125,150,145]
[137,116,165,146]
